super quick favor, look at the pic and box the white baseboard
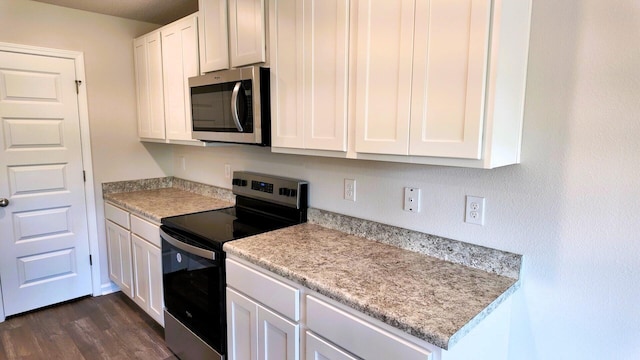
[100,281,122,296]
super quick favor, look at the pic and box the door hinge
[75,80,82,94]
[89,255,93,266]
[83,170,86,182]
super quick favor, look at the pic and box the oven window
[191,79,253,133]
[162,239,226,353]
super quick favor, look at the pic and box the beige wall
[0,0,173,285]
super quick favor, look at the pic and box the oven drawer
[226,258,300,321]
[105,203,130,229]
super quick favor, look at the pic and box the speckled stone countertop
[224,213,521,350]
[103,177,234,223]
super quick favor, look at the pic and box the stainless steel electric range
[159,172,308,360]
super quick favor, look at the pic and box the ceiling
[32,0,198,25]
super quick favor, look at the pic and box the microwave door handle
[231,81,244,132]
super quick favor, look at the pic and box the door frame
[0,42,101,307]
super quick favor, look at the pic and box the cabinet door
[131,234,164,326]
[306,331,357,360]
[146,240,164,325]
[162,14,200,141]
[258,306,299,360]
[106,221,133,298]
[131,234,150,312]
[132,234,164,326]
[354,0,415,155]
[227,288,259,360]
[229,0,266,67]
[302,0,349,151]
[409,0,491,159]
[269,0,304,148]
[134,31,166,139]
[199,0,230,72]
[270,0,349,151]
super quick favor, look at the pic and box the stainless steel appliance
[189,66,270,146]
[160,172,308,360]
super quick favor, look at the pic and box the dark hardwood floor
[0,292,177,359]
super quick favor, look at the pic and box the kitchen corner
[103,176,521,358]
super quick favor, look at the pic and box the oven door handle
[160,228,217,260]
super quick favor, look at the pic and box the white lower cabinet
[106,219,133,298]
[306,295,432,360]
[306,331,358,360]
[105,202,164,326]
[131,233,164,326]
[225,256,434,360]
[227,288,299,360]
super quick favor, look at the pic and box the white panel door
[354,0,416,155]
[409,0,491,159]
[227,288,259,360]
[106,220,133,298]
[258,305,299,360]
[131,233,164,326]
[162,14,200,141]
[269,0,304,149]
[270,0,349,151]
[134,31,166,139]
[229,0,266,67]
[302,0,349,151]
[0,50,92,316]
[199,0,230,72]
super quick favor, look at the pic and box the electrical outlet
[179,156,186,171]
[224,164,231,179]
[403,187,421,212]
[465,196,485,225]
[344,179,356,201]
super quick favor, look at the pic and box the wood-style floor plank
[0,292,177,360]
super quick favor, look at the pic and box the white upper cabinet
[161,15,200,141]
[270,0,350,151]
[356,0,531,168]
[270,0,532,168]
[354,0,415,155]
[134,13,205,145]
[198,0,230,72]
[229,0,267,68]
[134,30,165,140]
[198,0,266,72]
[408,0,491,159]
[356,0,491,159]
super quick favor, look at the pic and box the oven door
[160,227,226,360]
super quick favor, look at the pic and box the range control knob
[278,188,297,197]
[232,178,248,186]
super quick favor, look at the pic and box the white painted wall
[171,0,640,358]
[0,0,173,285]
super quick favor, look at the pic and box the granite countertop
[102,177,234,223]
[224,221,520,350]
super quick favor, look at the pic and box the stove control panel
[232,171,308,209]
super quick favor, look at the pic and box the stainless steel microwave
[189,66,270,146]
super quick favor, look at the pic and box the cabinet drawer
[105,203,130,229]
[226,259,300,321]
[306,295,432,360]
[131,215,160,247]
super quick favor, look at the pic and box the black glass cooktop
[160,206,296,251]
